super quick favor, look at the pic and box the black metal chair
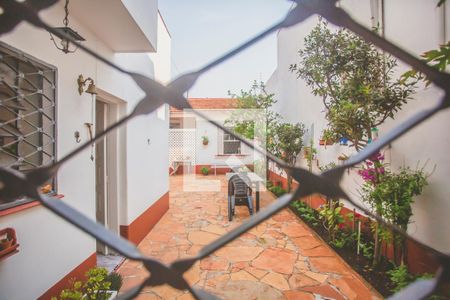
[228,174,254,221]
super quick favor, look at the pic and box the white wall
[193,110,254,166]
[266,0,450,253]
[0,3,169,299]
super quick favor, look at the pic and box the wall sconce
[77,75,97,95]
[49,0,85,54]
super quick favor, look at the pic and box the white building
[0,1,171,299]
[266,0,449,273]
[169,98,254,175]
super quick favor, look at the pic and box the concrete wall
[266,0,450,254]
[0,2,170,299]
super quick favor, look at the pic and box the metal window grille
[223,130,241,155]
[0,41,56,210]
[0,1,449,300]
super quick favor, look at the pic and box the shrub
[318,202,345,242]
[52,267,117,300]
[105,272,122,291]
[269,185,287,197]
[200,167,209,175]
[290,200,319,227]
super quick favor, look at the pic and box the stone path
[118,175,381,300]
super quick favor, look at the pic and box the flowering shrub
[358,152,385,185]
[359,154,429,266]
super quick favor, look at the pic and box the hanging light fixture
[49,0,85,54]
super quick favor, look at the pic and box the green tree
[226,82,305,191]
[225,81,280,155]
[290,20,415,151]
[271,122,305,191]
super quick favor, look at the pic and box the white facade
[266,0,450,254]
[0,1,170,299]
[170,108,254,171]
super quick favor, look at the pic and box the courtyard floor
[118,175,381,299]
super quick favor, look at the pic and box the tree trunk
[372,222,381,267]
[287,174,292,192]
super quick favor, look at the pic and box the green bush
[269,185,287,197]
[290,200,319,227]
[387,265,413,292]
[200,167,209,175]
[52,267,122,300]
[105,272,122,291]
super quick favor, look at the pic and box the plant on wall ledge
[319,128,335,146]
[290,20,416,151]
[200,167,209,176]
[201,135,209,146]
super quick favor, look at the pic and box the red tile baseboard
[120,192,169,245]
[38,252,96,300]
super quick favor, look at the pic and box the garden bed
[287,201,394,297]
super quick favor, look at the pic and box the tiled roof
[170,98,238,112]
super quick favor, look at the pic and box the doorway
[95,100,109,254]
[94,91,125,255]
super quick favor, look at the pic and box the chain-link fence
[0,1,449,299]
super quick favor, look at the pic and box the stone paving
[118,175,381,299]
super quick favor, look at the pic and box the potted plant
[200,167,209,176]
[339,137,349,146]
[202,136,209,146]
[0,228,19,260]
[52,267,122,300]
[0,237,13,251]
[320,129,335,146]
[337,154,349,161]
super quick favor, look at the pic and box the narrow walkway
[118,175,381,300]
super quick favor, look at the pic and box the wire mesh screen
[0,1,449,299]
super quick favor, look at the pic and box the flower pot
[0,228,19,260]
[202,140,208,146]
[0,239,13,250]
[339,137,349,145]
[319,139,325,146]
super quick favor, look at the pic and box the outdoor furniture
[227,174,253,221]
[170,160,193,175]
[226,172,264,213]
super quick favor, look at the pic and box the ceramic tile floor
[118,175,381,300]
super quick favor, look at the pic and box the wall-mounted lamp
[77,75,97,95]
[49,0,85,54]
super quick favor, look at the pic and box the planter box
[0,228,19,261]
[83,290,117,300]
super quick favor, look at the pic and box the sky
[158,0,293,98]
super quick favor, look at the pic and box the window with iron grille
[222,128,241,155]
[0,42,57,209]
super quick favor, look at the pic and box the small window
[222,128,241,155]
[0,42,57,210]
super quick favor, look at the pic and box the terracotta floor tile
[117,175,380,299]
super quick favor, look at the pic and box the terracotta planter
[0,239,13,250]
[202,140,208,146]
[0,228,19,260]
